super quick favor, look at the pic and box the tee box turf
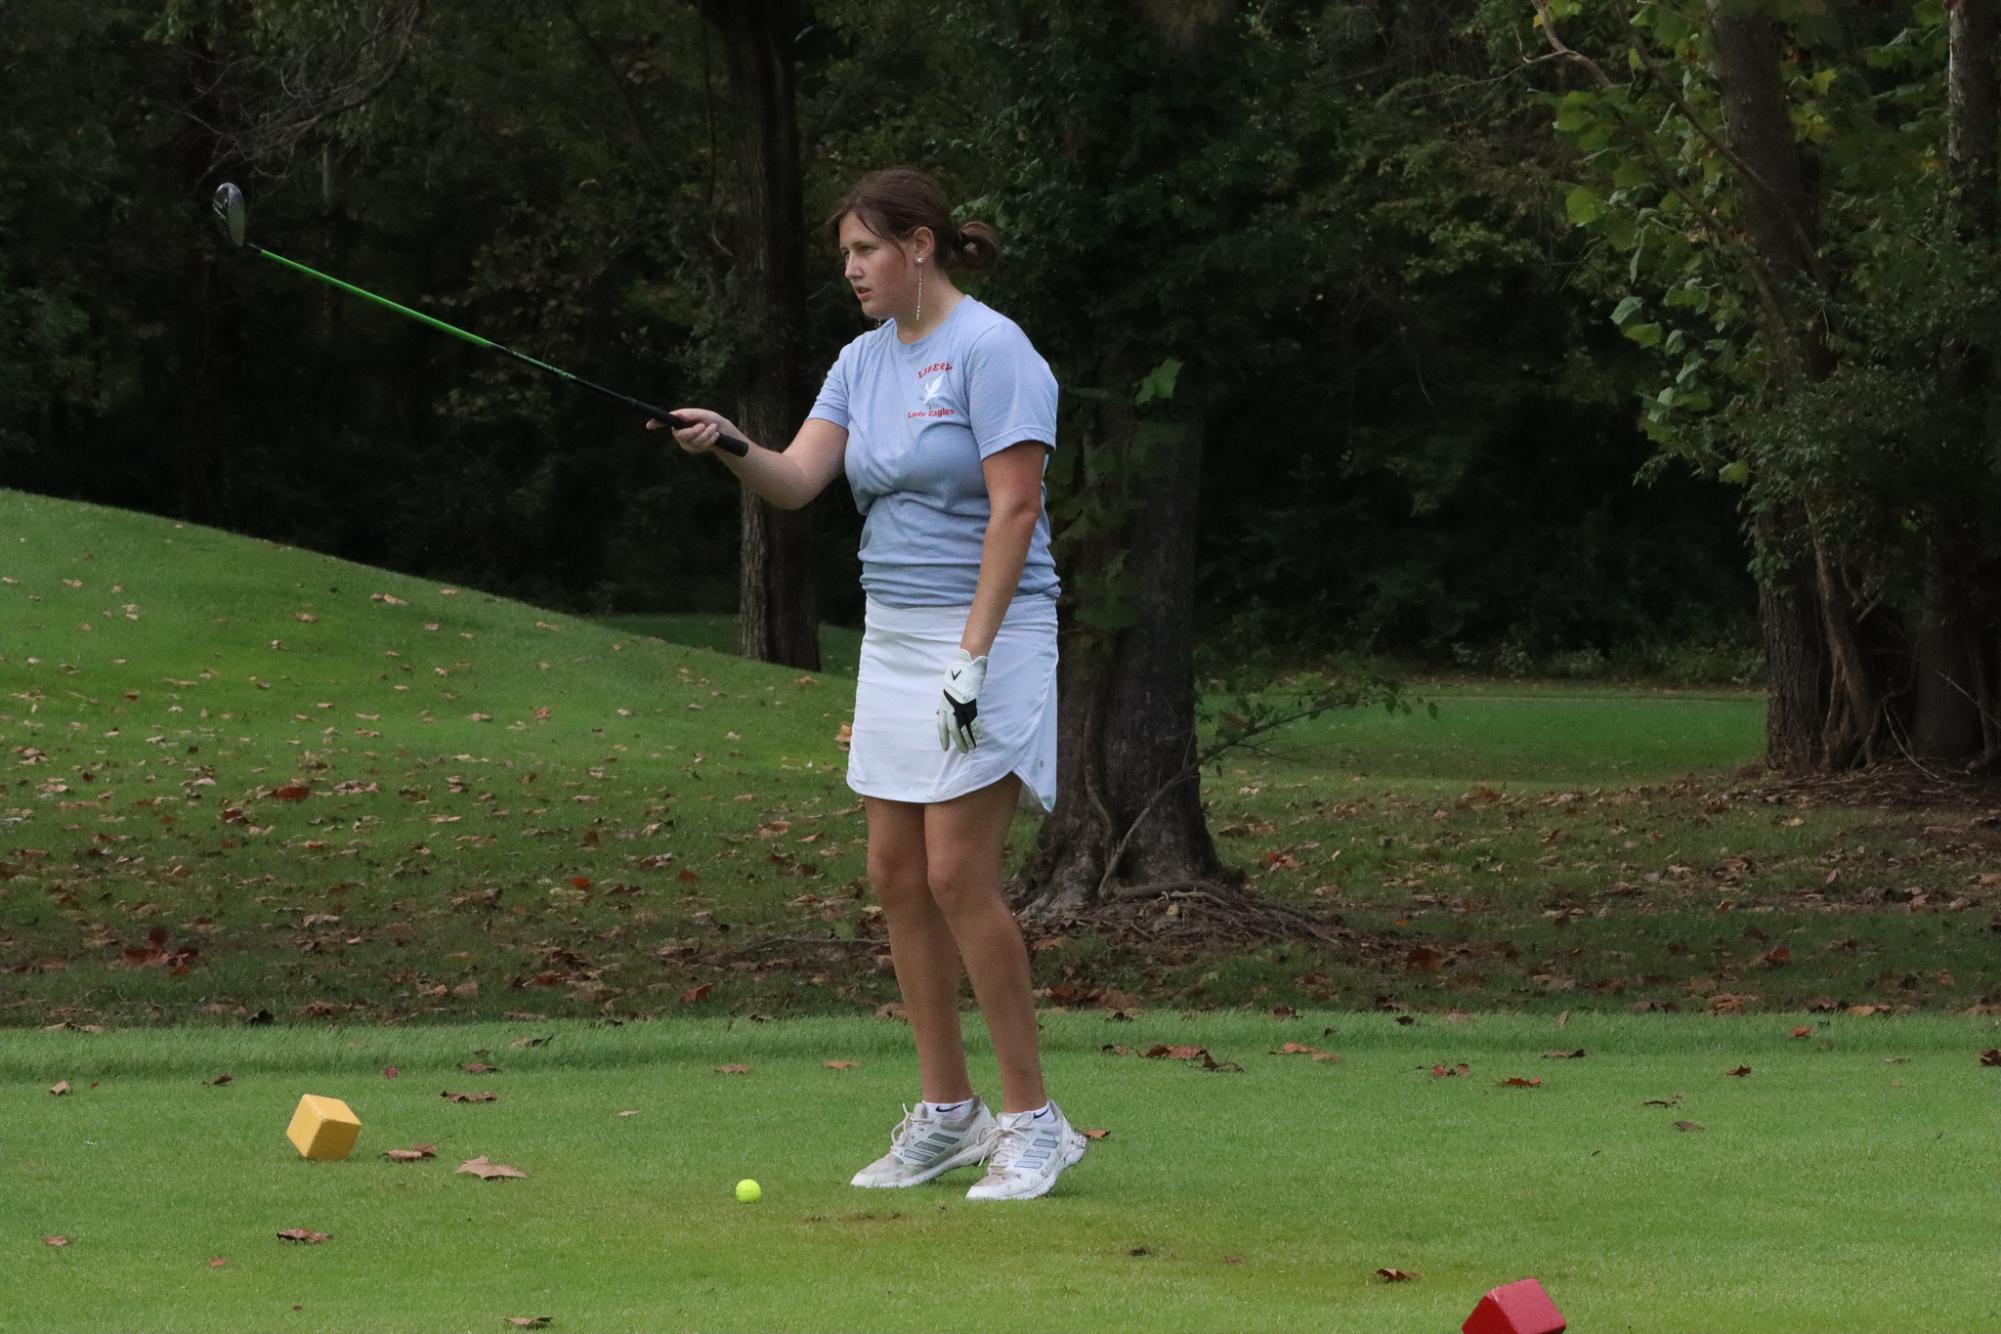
[286,1095,361,1161]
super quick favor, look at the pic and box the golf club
[210,182,748,456]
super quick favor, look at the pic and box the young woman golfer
[654,168,1083,1202]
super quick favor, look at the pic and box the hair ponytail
[954,220,1001,272]
[825,168,1003,274]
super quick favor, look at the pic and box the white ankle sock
[923,1097,976,1119]
[1026,1101,1054,1121]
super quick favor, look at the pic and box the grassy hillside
[0,489,874,1024]
[3,489,1996,1024]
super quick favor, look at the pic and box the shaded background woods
[1,0,1755,680]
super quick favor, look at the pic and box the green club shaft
[236,234,748,455]
[256,247,501,353]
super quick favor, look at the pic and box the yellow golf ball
[735,1178,761,1203]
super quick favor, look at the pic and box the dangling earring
[915,256,925,327]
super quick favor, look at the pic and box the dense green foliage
[1545,0,2000,611]
[4,2,1770,664]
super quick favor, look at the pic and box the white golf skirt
[848,595,1059,812]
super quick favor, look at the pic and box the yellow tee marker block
[286,1095,361,1161]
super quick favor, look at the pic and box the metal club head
[212,182,247,248]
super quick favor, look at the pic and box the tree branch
[1527,0,1805,382]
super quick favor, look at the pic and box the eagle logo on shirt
[908,363,958,421]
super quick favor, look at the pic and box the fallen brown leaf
[1404,945,1445,973]
[465,1062,500,1075]
[442,1090,498,1103]
[679,984,713,1006]
[1083,1128,1111,1140]
[510,1034,553,1049]
[276,1228,330,1244]
[1726,1065,1753,1078]
[457,1156,526,1181]
[715,1064,751,1075]
[1376,1267,1417,1282]
[1980,1049,2001,1067]
[506,1321,553,1330]
[1144,1044,1207,1062]
[49,1080,71,1096]
[1790,1027,1813,1039]
[44,1236,71,1247]
[822,1060,858,1071]
[208,1257,226,1268]
[1429,1063,1471,1079]
[1542,1049,1587,1060]
[1141,1043,1244,1072]
[1498,1076,1542,1088]
[208,1073,234,1087]
[383,1145,438,1163]
[1672,1120,1706,1133]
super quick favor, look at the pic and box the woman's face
[839,213,924,322]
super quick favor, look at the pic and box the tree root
[1746,761,2001,810]
[1029,877,1377,952]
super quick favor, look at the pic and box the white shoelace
[983,1119,1041,1173]
[887,1104,923,1158]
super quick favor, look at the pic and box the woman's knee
[923,855,1001,918]
[868,851,932,915]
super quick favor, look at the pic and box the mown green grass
[6,492,1999,1333]
[4,1012,1996,1334]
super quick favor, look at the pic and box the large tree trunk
[1708,2,1850,767]
[1014,3,1242,918]
[1016,398,1231,918]
[1713,0,1996,771]
[699,0,820,670]
[1950,0,2000,240]
[1913,0,2000,764]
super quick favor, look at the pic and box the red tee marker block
[1463,1277,1566,1334]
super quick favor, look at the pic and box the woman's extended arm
[650,411,848,511]
[959,441,1050,656]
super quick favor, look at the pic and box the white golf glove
[937,649,988,753]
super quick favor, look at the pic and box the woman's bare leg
[923,776,1046,1113]
[864,796,975,1104]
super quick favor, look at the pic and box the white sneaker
[850,1100,998,1189]
[964,1102,1086,1201]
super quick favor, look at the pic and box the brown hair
[824,168,1001,273]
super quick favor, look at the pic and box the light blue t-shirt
[808,296,1060,608]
